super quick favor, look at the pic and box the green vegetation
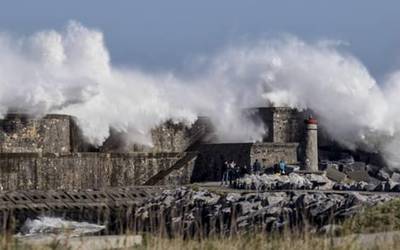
[343,198,400,233]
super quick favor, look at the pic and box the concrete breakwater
[0,187,396,236]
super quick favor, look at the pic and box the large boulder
[391,172,400,183]
[377,169,391,181]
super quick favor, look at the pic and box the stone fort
[0,107,312,191]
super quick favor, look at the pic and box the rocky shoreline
[132,187,395,237]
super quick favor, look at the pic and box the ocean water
[17,216,105,237]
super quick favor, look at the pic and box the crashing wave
[18,216,105,237]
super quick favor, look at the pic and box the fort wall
[250,142,299,166]
[101,117,211,153]
[0,108,306,189]
[0,152,195,190]
[0,114,86,154]
[150,117,210,152]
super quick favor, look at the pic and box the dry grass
[3,199,400,249]
[140,232,400,250]
[1,227,400,250]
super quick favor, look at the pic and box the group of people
[220,160,240,186]
[220,159,287,186]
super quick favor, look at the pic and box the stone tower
[304,116,318,171]
[249,107,303,143]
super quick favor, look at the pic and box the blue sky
[1,0,399,78]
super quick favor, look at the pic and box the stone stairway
[144,152,198,185]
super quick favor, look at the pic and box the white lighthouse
[304,116,318,171]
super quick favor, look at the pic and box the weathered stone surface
[132,187,395,236]
[0,114,86,154]
[326,166,347,182]
[249,107,305,143]
[333,180,400,193]
[145,152,197,185]
[0,152,195,190]
[0,109,309,188]
[377,169,391,181]
[101,117,211,153]
[391,172,400,182]
[349,161,367,171]
[250,142,299,167]
[0,115,205,189]
[346,170,370,183]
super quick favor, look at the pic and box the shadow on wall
[191,143,252,182]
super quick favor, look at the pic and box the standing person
[261,164,266,175]
[229,160,237,186]
[252,159,261,175]
[279,160,286,175]
[221,161,229,186]
[245,164,251,175]
[240,164,247,177]
[305,158,310,170]
[235,161,242,184]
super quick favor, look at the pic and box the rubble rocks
[233,173,333,191]
[376,169,391,181]
[320,159,400,192]
[391,173,400,183]
[230,161,400,193]
[133,187,394,237]
[332,180,400,192]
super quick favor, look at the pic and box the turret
[304,116,318,171]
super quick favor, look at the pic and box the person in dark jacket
[240,164,248,177]
[252,159,261,175]
[228,160,237,185]
[221,161,229,186]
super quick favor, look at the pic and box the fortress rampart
[0,107,313,190]
[0,152,195,191]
